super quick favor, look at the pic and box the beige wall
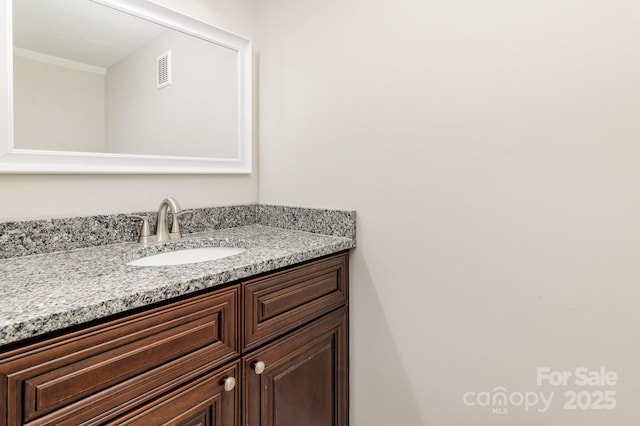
[105,31,238,158]
[13,56,105,153]
[255,0,640,424]
[0,0,257,220]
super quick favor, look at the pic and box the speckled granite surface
[0,224,355,346]
[257,205,356,240]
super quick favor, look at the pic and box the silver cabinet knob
[223,376,236,392]
[253,361,266,375]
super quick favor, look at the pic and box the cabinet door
[105,361,240,426]
[243,308,348,426]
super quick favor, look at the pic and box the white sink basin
[127,247,246,267]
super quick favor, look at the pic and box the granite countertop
[0,224,355,347]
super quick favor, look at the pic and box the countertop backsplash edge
[0,204,356,259]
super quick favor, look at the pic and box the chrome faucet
[128,197,192,244]
[155,197,182,242]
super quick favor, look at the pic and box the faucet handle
[127,214,152,243]
[170,209,193,236]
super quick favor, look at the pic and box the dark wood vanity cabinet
[0,251,349,425]
[242,253,349,426]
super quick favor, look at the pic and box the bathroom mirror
[0,0,252,173]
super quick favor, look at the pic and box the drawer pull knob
[253,361,266,374]
[223,377,236,392]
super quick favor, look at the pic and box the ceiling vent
[157,50,172,89]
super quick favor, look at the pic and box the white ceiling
[13,0,169,68]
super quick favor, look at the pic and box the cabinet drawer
[242,252,348,351]
[0,285,239,426]
[106,361,240,426]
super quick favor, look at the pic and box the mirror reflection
[12,0,239,159]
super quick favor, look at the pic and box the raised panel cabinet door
[104,361,240,426]
[243,308,348,426]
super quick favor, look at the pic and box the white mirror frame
[0,0,252,174]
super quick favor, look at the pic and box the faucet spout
[155,197,182,242]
